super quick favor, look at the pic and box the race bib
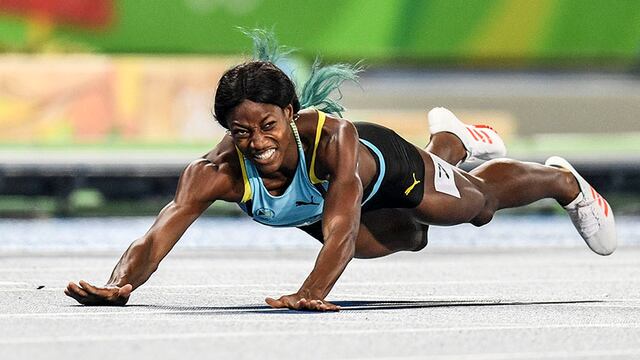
[430,154,461,198]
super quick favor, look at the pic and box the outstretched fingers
[265,296,340,312]
[78,280,103,296]
[265,297,282,308]
[265,296,299,309]
[65,281,90,304]
[265,297,280,309]
[79,280,130,301]
[64,281,132,306]
[303,299,340,312]
[67,281,89,297]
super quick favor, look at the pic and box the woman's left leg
[410,151,616,255]
[410,153,579,227]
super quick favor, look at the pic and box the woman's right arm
[64,158,231,305]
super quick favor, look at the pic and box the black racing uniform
[298,122,425,241]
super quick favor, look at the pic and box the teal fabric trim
[359,139,385,204]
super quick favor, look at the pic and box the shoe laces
[568,198,601,238]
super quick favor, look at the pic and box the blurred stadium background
[0,0,639,217]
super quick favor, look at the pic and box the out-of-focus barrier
[3,55,640,148]
[341,71,640,146]
[0,55,234,145]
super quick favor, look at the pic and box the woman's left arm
[266,119,362,311]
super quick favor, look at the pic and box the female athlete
[65,31,616,311]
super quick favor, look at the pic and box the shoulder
[296,109,358,146]
[175,136,245,204]
[297,110,359,180]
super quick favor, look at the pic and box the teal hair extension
[240,28,294,64]
[240,28,364,115]
[298,58,363,116]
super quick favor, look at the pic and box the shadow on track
[331,299,603,311]
[124,299,604,315]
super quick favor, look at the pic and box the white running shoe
[545,156,617,256]
[428,107,507,165]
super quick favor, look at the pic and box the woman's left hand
[265,293,340,311]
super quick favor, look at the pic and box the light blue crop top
[236,111,385,227]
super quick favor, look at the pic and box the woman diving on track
[65,30,616,311]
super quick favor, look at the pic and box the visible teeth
[254,149,275,160]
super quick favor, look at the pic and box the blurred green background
[1,0,639,67]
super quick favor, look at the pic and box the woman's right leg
[355,208,428,258]
[298,208,428,259]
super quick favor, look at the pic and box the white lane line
[339,279,640,286]
[2,277,639,290]
[570,303,640,308]
[0,283,302,289]
[1,324,640,345]
[12,287,639,305]
[0,309,267,318]
[357,348,640,360]
[0,285,296,292]
[0,281,29,285]
[0,268,109,272]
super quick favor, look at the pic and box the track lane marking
[1,324,640,345]
[3,277,640,290]
[353,348,640,360]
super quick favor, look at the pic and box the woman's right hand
[63,159,222,307]
[64,280,132,306]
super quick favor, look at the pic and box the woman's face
[228,100,295,174]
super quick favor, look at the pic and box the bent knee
[470,210,494,227]
[409,228,429,252]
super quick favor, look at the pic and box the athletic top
[236,110,385,227]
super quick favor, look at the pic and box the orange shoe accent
[472,128,487,143]
[474,124,498,133]
[590,187,610,217]
[466,127,479,141]
[479,129,493,144]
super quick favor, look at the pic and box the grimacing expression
[229,100,295,174]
